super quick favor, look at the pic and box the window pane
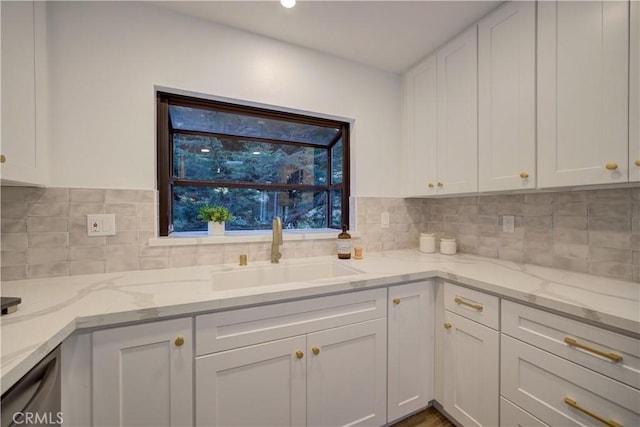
[330,189,342,228]
[173,186,327,232]
[173,134,328,185]
[169,105,339,146]
[331,139,343,184]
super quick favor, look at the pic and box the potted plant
[198,205,232,236]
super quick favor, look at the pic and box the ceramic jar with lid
[419,233,436,253]
[440,237,457,255]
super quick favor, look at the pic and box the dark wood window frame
[156,92,350,237]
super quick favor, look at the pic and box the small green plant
[198,205,232,224]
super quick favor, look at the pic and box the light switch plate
[87,214,116,236]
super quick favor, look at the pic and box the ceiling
[153,1,503,73]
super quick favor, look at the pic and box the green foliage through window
[157,93,350,236]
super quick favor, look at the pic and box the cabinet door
[0,1,47,185]
[630,0,640,182]
[307,318,387,427]
[501,397,549,427]
[196,335,306,427]
[387,281,433,423]
[538,1,629,187]
[437,26,478,194]
[92,318,193,427]
[478,1,536,191]
[403,54,438,196]
[443,311,499,427]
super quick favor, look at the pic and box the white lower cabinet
[196,318,387,427]
[195,288,388,427]
[196,335,307,427]
[387,281,433,423]
[500,397,548,427]
[442,283,499,427]
[92,318,193,427]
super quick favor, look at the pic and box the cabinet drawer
[501,335,640,427]
[196,288,386,355]
[502,300,640,389]
[444,282,499,329]
[500,397,549,427]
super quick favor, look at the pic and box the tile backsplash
[1,186,638,282]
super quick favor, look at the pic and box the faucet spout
[271,216,283,263]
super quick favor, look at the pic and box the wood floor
[390,407,456,427]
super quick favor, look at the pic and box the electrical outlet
[87,214,116,236]
[381,212,390,228]
[502,215,515,233]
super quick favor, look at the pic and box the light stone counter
[1,250,638,394]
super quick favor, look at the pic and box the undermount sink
[211,260,364,290]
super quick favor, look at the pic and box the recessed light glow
[280,0,295,8]
[252,151,261,155]
[200,148,210,153]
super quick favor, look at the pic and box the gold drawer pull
[393,298,400,305]
[428,183,434,188]
[564,397,622,427]
[564,337,623,362]
[437,182,443,187]
[444,322,452,329]
[520,172,529,179]
[605,162,618,170]
[174,336,185,347]
[296,350,304,359]
[312,346,320,355]
[635,159,640,167]
[0,154,5,163]
[454,296,483,311]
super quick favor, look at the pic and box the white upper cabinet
[538,1,629,188]
[0,1,48,186]
[402,54,438,197]
[478,1,536,191]
[437,26,479,194]
[630,0,640,183]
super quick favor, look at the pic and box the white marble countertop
[1,250,639,394]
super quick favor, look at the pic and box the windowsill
[148,229,360,247]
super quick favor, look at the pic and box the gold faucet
[271,216,283,264]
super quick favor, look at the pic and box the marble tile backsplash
[1,186,638,282]
[422,187,640,282]
[0,187,422,281]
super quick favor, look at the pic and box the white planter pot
[208,221,225,236]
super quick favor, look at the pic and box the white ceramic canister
[419,233,436,253]
[440,237,457,255]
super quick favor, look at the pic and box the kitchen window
[156,92,350,237]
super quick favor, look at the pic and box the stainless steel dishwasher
[1,346,62,427]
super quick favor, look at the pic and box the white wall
[46,2,401,197]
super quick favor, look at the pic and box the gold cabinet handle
[520,172,529,179]
[296,350,304,359]
[564,337,622,362]
[437,182,444,187]
[454,296,483,311]
[635,159,640,167]
[312,346,320,355]
[428,183,434,188]
[564,397,622,427]
[393,298,400,305]
[444,322,452,329]
[0,154,5,164]
[174,336,185,347]
[605,162,618,170]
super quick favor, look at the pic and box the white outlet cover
[502,215,515,233]
[87,214,116,236]
[381,212,390,228]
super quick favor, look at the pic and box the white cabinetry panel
[437,26,478,194]
[92,318,193,427]
[307,318,387,427]
[630,0,640,182]
[501,335,640,427]
[478,1,536,191]
[196,336,306,427]
[387,281,433,422]
[538,1,629,187]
